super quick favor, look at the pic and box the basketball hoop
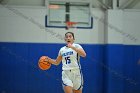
[66,22,77,30]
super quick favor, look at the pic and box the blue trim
[76,53,81,71]
[76,53,83,90]
[77,84,82,90]
[45,16,93,29]
[62,82,68,86]
[76,69,83,90]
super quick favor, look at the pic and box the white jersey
[58,43,83,70]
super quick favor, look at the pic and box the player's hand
[67,43,73,48]
[39,56,47,62]
[44,56,51,62]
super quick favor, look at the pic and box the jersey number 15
[65,56,71,64]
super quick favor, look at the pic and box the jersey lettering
[62,51,73,57]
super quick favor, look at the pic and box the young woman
[45,32,86,93]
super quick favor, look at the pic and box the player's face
[65,33,74,44]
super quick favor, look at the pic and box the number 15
[65,56,71,64]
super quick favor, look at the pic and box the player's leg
[62,70,73,93]
[64,86,73,93]
[73,89,82,93]
[72,69,83,93]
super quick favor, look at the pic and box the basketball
[38,56,51,70]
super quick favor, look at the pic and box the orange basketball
[38,56,51,70]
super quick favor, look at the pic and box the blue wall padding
[123,45,140,93]
[105,44,124,93]
[0,42,140,93]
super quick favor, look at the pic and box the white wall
[1,5,139,45]
[106,9,140,45]
[2,0,45,6]
[106,10,123,44]
[0,5,105,44]
[2,0,140,9]
[0,5,47,43]
[123,9,140,45]
[133,1,140,9]
[119,0,140,9]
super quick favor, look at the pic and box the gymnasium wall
[0,5,105,93]
[0,5,105,44]
[122,9,140,93]
[0,5,140,93]
[105,9,140,93]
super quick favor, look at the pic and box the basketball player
[45,32,86,93]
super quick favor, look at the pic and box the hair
[65,32,75,39]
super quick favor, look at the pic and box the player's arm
[45,55,62,65]
[72,47,86,57]
[67,44,86,57]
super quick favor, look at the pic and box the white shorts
[62,69,83,90]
